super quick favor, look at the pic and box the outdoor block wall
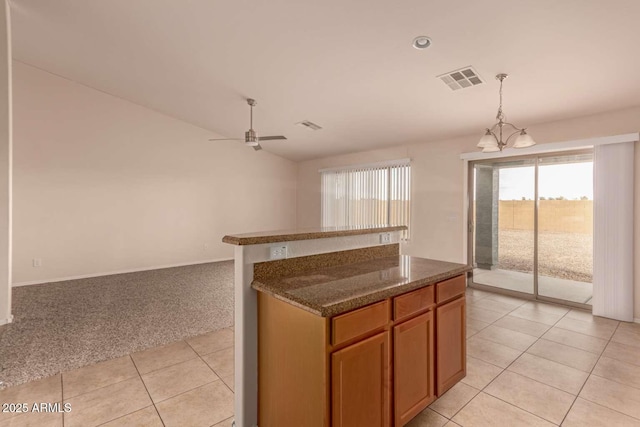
[499,200,593,234]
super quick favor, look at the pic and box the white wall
[297,106,640,319]
[0,0,10,323]
[12,61,297,285]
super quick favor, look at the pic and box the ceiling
[10,0,640,161]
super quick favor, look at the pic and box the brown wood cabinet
[332,332,391,427]
[257,273,466,427]
[435,280,466,395]
[394,311,435,426]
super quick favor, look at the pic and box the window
[320,159,411,238]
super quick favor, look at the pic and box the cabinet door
[332,331,391,427]
[436,297,466,395]
[394,311,435,426]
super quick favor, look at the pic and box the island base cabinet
[257,273,468,427]
[331,331,391,427]
[435,297,466,396]
[394,311,435,427]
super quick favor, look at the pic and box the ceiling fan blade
[253,144,263,151]
[257,135,287,141]
[208,138,243,141]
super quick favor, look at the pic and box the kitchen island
[223,226,469,427]
[254,255,469,427]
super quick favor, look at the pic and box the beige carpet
[0,261,234,388]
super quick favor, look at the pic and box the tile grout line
[184,333,236,394]
[431,384,481,421]
[467,300,552,354]
[464,293,637,425]
[196,351,233,394]
[208,415,235,427]
[93,405,158,427]
[574,397,640,423]
[133,338,233,377]
[135,353,200,376]
[78,338,233,425]
[61,373,139,401]
[129,354,167,427]
[469,301,527,315]
[588,371,640,392]
[458,300,573,425]
[474,391,562,426]
[495,304,591,425]
[183,338,199,354]
[558,320,621,425]
[552,323,616,341]
[445,297,530,422]
[455,356,556,423]
[150,379,222,405]
[468,299,557,333]
[524,337,602,371]
[537,315,613,354]
[497,307,604,396]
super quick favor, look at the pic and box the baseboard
[12,258,233,287]
[635,317,640,324]
[0,315,13,325]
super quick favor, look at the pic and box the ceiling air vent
[437,66,484,91]
[296,120,323,131]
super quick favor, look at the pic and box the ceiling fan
[209,98,287,151]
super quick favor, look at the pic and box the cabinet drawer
[332,300,389,346]
[436,275,466,304]
[393,285,435,321]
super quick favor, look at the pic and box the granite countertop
[222,225,407,245]
[252,255,471,317]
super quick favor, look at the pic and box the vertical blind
[593,142,634,321]
[321,161,411,238]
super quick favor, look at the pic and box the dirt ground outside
[497,229,593,283]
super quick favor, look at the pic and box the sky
[497,162,593,200]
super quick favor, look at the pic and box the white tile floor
[407,288,640,427]
[2,287,640,426]
[0,328,234,427]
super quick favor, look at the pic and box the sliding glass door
[469,151,593,307]
[472,159,536,295]
[537,154,593,304]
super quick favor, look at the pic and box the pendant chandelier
[477,73,536,152]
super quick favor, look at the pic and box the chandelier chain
[497,77,504,121]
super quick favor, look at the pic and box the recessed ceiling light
[412,36,432,50]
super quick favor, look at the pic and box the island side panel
[234,245,258,427]
[230,229,403,427]
[258,293,330,427]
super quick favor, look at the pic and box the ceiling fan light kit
[209,98,287,151]
[477,73,536,153]
[244,129,259,147]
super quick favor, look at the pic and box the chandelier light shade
[477,73,536,152]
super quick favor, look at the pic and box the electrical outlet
[379,233,391,244]
[269,245,288,260]
[32,258,42,268]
